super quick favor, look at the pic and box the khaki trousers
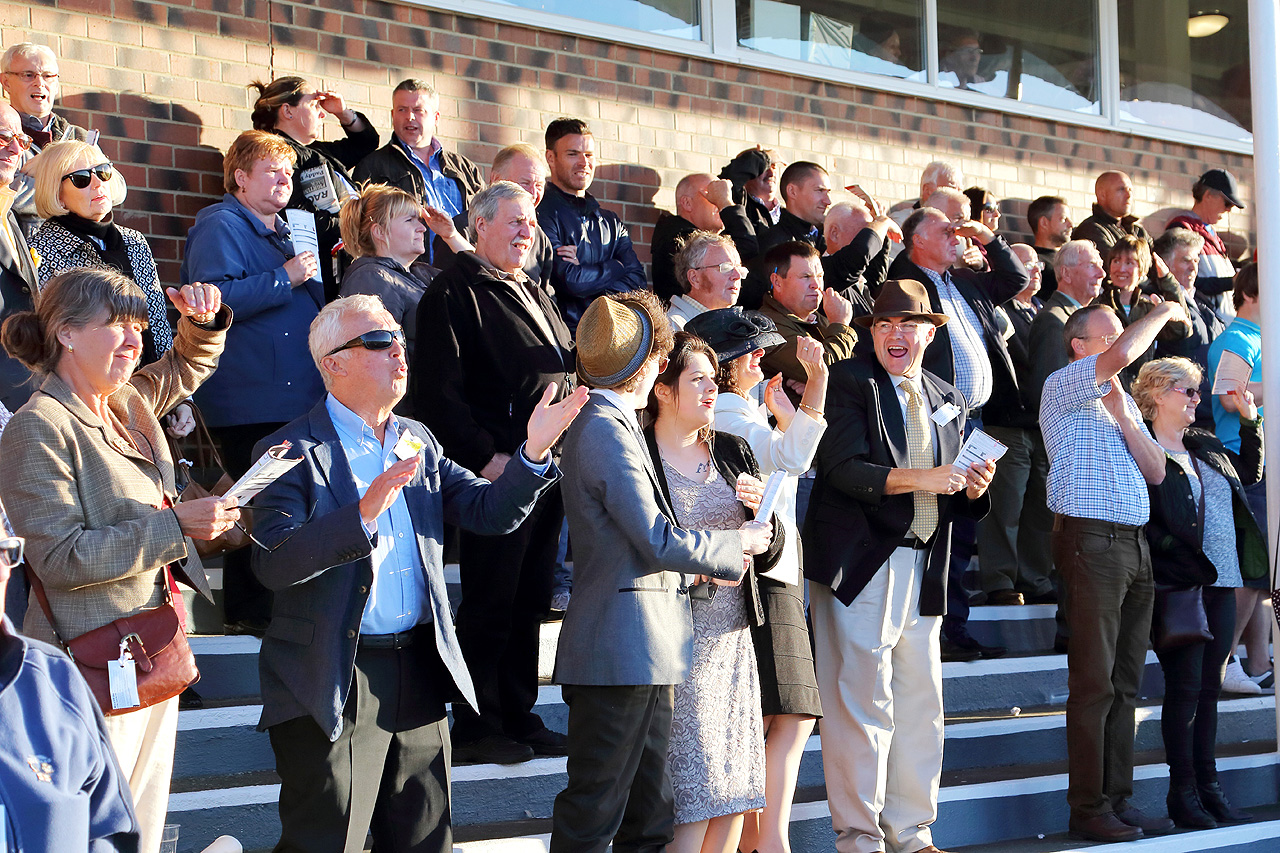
[103,696,179,853]
[811,546,943,853]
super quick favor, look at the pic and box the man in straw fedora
[804,279,997,853]
[549,289,773,853]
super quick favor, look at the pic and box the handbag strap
[24,568,70,651]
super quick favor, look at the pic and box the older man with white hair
[415,180,581,764]
[250,292,587,853]
[666,230,743,329]
[1,43,88,229]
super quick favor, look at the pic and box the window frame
[414,0,1253,155]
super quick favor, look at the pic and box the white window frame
[412,0,1253,155]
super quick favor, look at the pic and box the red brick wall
[7,0,1255,282]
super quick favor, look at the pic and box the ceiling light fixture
[1188,12,1230,38]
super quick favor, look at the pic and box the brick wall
[5,0,1255,282]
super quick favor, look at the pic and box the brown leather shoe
[986,589,1025,606]
[1069,813,1143,843]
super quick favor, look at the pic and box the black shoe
[950,631,1008,659]
[519,726,569,756]
[1197,781,1254,824]
[1114,806,1174,835]
[179,686,204,711]
[451,734,535,765]
[1068,813,1142,843]
[940,636,981,662]
[1167,783,1217,829]
[985,590,1025,606]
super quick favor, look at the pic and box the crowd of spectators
[0,38,1269,853]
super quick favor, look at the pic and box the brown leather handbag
[26,568,199,716]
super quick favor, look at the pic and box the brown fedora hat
[576,294,656,387]
[853,279,949,328]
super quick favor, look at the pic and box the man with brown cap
[550,289,772,853]
[804,279,995,853]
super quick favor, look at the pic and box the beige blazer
[0,312,227,644]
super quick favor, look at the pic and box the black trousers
[210,422,285,624]
[269,627,454,853]
[451,485,563,742]
[1156,585,1235,784]
[550,684,676,853]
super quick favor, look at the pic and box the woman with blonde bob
[0,267,236,853]
[337,183,470,411]
[1132,356,1263,829]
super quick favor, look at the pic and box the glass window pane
[491,0,699,39]
[736,0,925,80]
[1118,0,1250,142]
[935,1,1099,114]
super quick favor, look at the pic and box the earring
[67,346,73,352]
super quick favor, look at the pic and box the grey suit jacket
[250,401,558,740]
[553,395,744,686]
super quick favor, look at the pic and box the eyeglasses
[0,536,23,570]
[1171,386,1202,401]
[4,70,58,84]
[1077,333,1120,345]
[325,328,405,356]
[1024,260,1045,272]
[0,130,32,151]
[62,164,114,189]
[872,320,923,334]
[693,261,745,275]
[981,204,1000,213]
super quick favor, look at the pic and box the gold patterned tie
[902,377,938,543]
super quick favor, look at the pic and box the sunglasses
[326,328,405,356]
[693,261,745,275]
[1171,386,1202,401]
[62,164,114,189]
[0,130,32,152]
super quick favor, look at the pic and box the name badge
[108,652,141,711]
[931,402,962,426]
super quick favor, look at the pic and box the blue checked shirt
[921,268,993,409]
[1039,354,1151,525]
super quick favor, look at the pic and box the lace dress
[662,459,766,824]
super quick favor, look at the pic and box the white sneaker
[1222,659,1263,695]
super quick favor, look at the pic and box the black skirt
[751,575,822,718]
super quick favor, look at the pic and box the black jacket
[432,210,556,295]
[0,209,37,410]
[1071,203,1153,254]
[644,427,787,628]
[413,251,575,474]
[804,355,989,611]
[353,139,485,220]
[1146,421,1265,587]
[650,212,699,304]
[740,208,825,310]
[1001,296,1042,429]
[536,182,647,331]
[719,194,775,266]
[273,118,379,299]
[887,237,1029,426]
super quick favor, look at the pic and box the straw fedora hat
[576,294,656,387]
[853,279,949,328]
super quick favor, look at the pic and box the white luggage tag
[393,429,425,461]
[107,636,141,711]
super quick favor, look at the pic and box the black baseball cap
[1199,168,1244,209]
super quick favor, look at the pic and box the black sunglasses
[62,163,114,189]
[326,328,405,356]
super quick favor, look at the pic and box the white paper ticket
[393,429,426,461]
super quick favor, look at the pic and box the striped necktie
[902,377,938,543]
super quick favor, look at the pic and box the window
[1117,0,1250,142]
[935,0,1099,115]
[491,0,700,39]
[735,0,925,80]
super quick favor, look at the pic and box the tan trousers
[103,696,179,853]
[811,546,944,853]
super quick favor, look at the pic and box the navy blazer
[888,238,1028,426]
[249,400,558,740]
[803,355,989,612]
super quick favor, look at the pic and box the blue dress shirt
[395,135,463,264]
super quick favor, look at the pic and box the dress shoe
[985,590,1024,606]
[1068,813,1142,843]
[178,686,204,711]
[939,636,981,662]
[519,726,569,757]
[224,617,269,637]
[949,631,1008,659]
[1114,805,1174,835]
[1197,780,1254,824]
[451,734,535,765]
[1166,783,1217,829]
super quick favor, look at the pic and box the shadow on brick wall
[594,163,662,267]
[57,92,225,283]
